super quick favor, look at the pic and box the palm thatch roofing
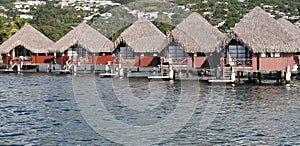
[0,24,54,54]
[220,6,298,53]
[50,23,114,53]
[171,12,225,53]
[278,18,300,51]
[115,18,168,53]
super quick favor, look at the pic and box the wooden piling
[257,72,261,84]
[286,66,291,84]
[237,71,241,84]
[17,64,21,72]
[276,71,280,84]
[36,66,39,72]
[248,72,252,82]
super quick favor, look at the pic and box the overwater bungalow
[50,23,114,69]
[0,24,54,70]
[277,18,300,66]
[114,18,168,67]
[219,6,298,72]
[171,12,225,68]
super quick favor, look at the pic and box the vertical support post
[286,66,291,84]
[230,67,235,81]
[17,64,21,72]
[248,72,252,82]
[91,65,95,73]
[74,64,77,73]
[216,65,221,79]
[105,61,110,74]
[280,71,284,83]
[169,65,174,80]
[49,62,52,72]
[257,72,262,84]
[276,71,280,84]
[237,71,241,84]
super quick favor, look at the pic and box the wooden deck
[208,79,235,83]
[148,75,170,79]
[223,66,253,71]
[99,73,118,77]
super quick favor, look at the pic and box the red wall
[56,56,68,64]
[134,56,158,66]
[94,55,113,64]
[187,55,207,68]
[257,53,295,71]
[2,54,54,64]
[56,54,113,65]
[31,54,55,64]
[3,56,11,64]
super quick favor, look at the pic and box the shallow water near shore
[0,73,299,145]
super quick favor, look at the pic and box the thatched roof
[115,18,168,53]
[221,6,298,53]
[171,12,225,53]
[50,23,114,53]
[278,18,300,51]
[0,24,53,54]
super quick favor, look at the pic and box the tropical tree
[7,18,27,39]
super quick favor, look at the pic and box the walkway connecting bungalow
[49,23,114,72]
[0,24,54,72]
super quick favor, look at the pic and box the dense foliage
[0,0,299,43]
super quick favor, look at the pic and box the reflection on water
[0,73,299,145]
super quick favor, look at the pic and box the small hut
[50,23,114,67]
[171,12,225,68]
[278,18,300,65]
[115,18,168,67]
[220,6,298,71]
[0,24,54,69]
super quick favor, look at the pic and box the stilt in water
[280,71,283,83]
[216,65,221,79]
[257,72,262,84]
[48,63,52,72]
[230,67,235,81]
[286,66,291,84]
[74,65,77,73]
[17,64,21,72]
[276,71,280,84]
[91,65,95,73]
[169,65,174,80]
[36,66,39,72]
[248,72,252,82]
[237,71,241,84]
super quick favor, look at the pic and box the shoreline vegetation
[0,0,299,43]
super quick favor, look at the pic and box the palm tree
[7,18,27,39]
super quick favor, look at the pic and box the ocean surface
[0,73,299,145]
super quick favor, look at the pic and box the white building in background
[61,0,120,10]
[27,1,46,6]
[20,14,34,19]
[14,0,46,13]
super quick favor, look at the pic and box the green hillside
[0,0,298,43]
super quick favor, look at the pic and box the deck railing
[234,58,252,67]
[221,58,252,67]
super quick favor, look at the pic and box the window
[260,52,281,58]
[168,46,187,58]
[260,53,266,57]
[15,47,31,57]
[120,46,134,58]
[68,48,77,57]
[77,47,88,58]
[229,45,251,58]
